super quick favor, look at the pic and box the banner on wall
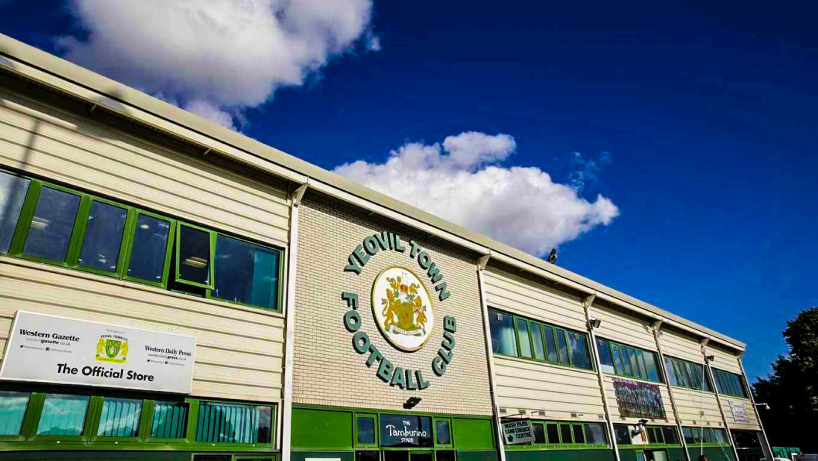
[613,377,667,419]
[0,311,196,393]
[728,401,749,424]
[501,419,535,445]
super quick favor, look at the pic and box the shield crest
[105,339,122,359]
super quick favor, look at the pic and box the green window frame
[0,385,276,450]
[355,413,378,447]
[0,168,284,312]
[0,391,32,441]
[664,356,712,392]
[488,308,594,371]
[712,369,748,398]
[596,338,664,383]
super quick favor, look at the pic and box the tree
[753,307,818,452]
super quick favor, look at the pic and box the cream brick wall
[293,192,493,416]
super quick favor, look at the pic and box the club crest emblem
[95,335,129,364]
[372,266,435,352]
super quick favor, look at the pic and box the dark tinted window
[177,224,210,285]
[546,423,559,444]
[435,420,451,445]
[488,309,518,356]
[127,214,171,283]
[0,171,30,253]
[213,234,280,309]
[23,187,80,261]
[358,416,376,444]
[78,201,128,273]
[533,423,546,443]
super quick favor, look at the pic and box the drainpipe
[702,339,741,461]
[583,294,622,461]
[475,254,507,461]
[280,183,308,461]
[737,356,773,460]
[652,320,692,461]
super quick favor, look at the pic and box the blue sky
[1,0,816,381]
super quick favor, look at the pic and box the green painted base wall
[505,449,614,461]
[456,451,498,461]
[619,447,686,461]
[687,447,734,461]
[293,452,354,461]
[0,452,189,461]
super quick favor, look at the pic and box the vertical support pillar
[702,339,741,461]
[738,356,773,460]
[652,321,692,461]
[281,183,308,461]
[475,254,507,461]
[583,294,622,461]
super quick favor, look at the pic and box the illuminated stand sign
[0,311,196,393]
[341,231,457,390]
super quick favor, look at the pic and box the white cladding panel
[671,387,724,426]
[0,87,290,248]
[591,304,657,352]
[658,329,705,363]
[722,396,760,430]
[483,269,587,331]
[0,260,284,403]
[494,356,606,422]
[706,346,743,375]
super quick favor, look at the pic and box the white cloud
[56,0,377,128]
[334,132,619,257]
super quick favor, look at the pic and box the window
[357,415,376,445]
[584,423,607,445]
[0,170,284,311]
[0,391,30,436]
[529,321,546,361]
[177,224,213,287]
[572,424,585,444]
[0,170,30,253]
[23,186,81,262]
[78,200,129,274]
[664,356,712,392]
[682,427,729,445]
[434,418,452,445]
[195,402,272,444]
[97,398,142,437]
[546,423,559,444]
[213,234,281,310]
[559,423,573,444]
[489,309,518,356]
[713,369,748,398]
[661,426,678,445]
[532,423,546,443]
[487,308,593,370]
[646,426,664,444]
[598,338,663,383]
[614,424,632,445]
[150,401,188,439]
[36,394,90,436]
[516,316,533,359]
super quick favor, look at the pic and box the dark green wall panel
[505,449,614,461]
[619,447,686,461]
[456,451,498,461]
[452,418,495,450]
[0,452,189,461]
[293,452,354,461]
[292,408,353,450]
[687,446,734,461]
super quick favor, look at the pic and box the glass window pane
[435,419,451,445]
[556,329,570,365]
[662,426,678,445]
[151,401,188,439]
[533,423,546,444]
[515,317,533,359]
[543,326,558,363]
[644,352,660,382]
[617,344,632,376]
[0,171,30,253]
[612,344,624,375]
[127,214,171,283]
[97,398,142,437]
[489,309,518,357]
[584,423,607,445]
[675,360,690,388]
[530,321,546,361]
[357,451,380,461]
[614,424,631,445]
[664,357,677,386]
[358,416,376,444]
[23,187,80,261]
[572,425,585,444]
[634,349,648,380]
[195,402,272,443]
[627,348,640,377]
[0,390,30,435]
[36,394,90,436]
[78,201,128,273]
[435,451,455,461]
[597,339,615,374]
[546,423,559,444]
[178,224,211,285]
[213,235,280,309]
[568,333,592,370]
[560,424,573,444]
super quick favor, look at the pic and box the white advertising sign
[502,419,535,445]
[0,311,196,394]
[728,401,749,424]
